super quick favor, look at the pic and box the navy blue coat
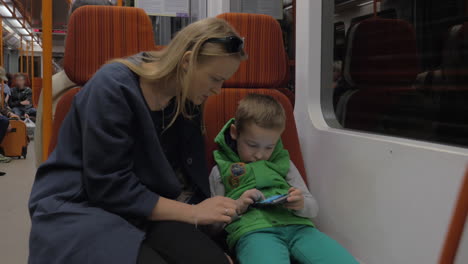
[28,62,211,264]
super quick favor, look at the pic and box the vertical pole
[0,17,3,67]
[117,0,123,7]
[27,42,30,78]
[31,0,34,91]
[42,0,53,160]
[20,36,23,72]
[31,38,35,107]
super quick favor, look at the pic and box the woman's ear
[181,51,192,72]
[230,124,238,140]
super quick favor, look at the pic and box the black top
[150,99,193,199]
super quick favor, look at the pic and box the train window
[327,0,468,147]
[136,0,207,45]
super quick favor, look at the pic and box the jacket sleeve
[25,88,33,103]
[0,107,10,117]
[286,161,319,219]
[9,88,21,107]
[209,166,226,197]
[79,64,159,218]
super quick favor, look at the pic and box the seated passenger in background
[9,74,36,120]
[209,94,358,264]
[0,67,11,104]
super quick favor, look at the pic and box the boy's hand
[284,187,304,211]
[236,189,264,215]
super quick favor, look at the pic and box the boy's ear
[230,124,238,140]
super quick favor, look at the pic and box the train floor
[0,142,35,264]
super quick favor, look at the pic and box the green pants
[235,225,359,264]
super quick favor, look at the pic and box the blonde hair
[115,17,247,128]
[235,94,286,133]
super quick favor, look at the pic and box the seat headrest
[344,18,420,87]
[217,13,287,88]
[64,6,155,86]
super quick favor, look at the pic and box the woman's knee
[137,243,168,264]
[144,221,230,264]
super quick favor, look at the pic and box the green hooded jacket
[214,119,313,249]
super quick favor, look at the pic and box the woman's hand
[192,196,238,225]
[284,187,304,211]
[236,189,264,215]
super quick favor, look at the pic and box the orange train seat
[216,13,295,106]
[204,89,307,184]
[48,87,81,155]
[48,6,156,155]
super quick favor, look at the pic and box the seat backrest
[203,89,307,183]
[49,6,155,154]
[64,6,155,86]
[343,18,420,91]
[216,13,287,89]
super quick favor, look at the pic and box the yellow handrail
[42,0,53,161]
[118,0,123,7]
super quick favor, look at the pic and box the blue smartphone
[253,194,289,207]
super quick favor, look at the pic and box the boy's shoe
[0,154,12,163]
[0,171,5,176]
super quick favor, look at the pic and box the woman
[28,18,247,264]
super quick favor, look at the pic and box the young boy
[209,94,358,264]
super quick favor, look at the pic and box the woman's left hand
[284,187,304,211]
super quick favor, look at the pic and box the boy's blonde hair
[115,17,247,128]
[235,94,286,133]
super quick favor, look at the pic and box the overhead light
[2,22,13,33]
[358,1,374,7]
[0,5,13,17]
[6,18,22,28]
[337,0,357,7]
[16,28,28,35]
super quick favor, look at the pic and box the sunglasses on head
[204,36,245,53]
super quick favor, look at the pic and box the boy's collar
[224,127,238,155]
